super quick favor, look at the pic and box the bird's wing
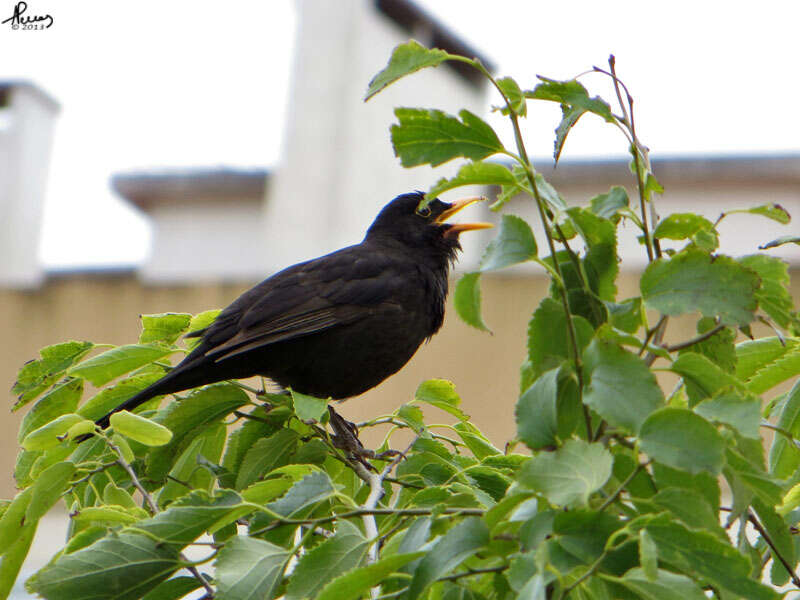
[196,246,406,362]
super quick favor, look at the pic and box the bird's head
[365,191,492,265]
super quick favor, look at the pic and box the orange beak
[435,196,493,235]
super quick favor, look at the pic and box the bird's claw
[327,406,404,470]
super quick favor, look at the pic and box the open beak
[435,196,494,236]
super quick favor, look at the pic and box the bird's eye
[416,205,431,218]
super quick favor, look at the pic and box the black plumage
[94,192,490,430]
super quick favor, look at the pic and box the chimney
[0,82,60,288]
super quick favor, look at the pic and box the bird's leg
[327,406,402,468]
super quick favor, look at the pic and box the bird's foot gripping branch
[6,41,800,600]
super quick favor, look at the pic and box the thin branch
[363,436,418,599]
[638,315,668,357]
[248,507,486,536]
[665,324,726,352]
[436,565,508,583]
[748,509,800,588]
[599,460,650,512]
[106,438,216,598]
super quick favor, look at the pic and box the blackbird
[92,191,491,433]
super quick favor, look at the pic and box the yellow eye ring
[417,205,431,217]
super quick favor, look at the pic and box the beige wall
[2,270,798,496]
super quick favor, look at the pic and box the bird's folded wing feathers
[205,304,368,362]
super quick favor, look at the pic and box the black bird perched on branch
[91,192,491,434]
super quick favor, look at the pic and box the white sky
[1,0,798,268]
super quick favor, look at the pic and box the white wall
[0,84,58,288]
[140,200,265,283]
[262,0,491,274]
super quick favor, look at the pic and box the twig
[598,460,650,512]
[747,509,800,588]
[106,438,216,598]
[638,316,667,357]
[665,324,726,352]
[249,507,486,536]
[363,436,419,599]
[436,565,508,583]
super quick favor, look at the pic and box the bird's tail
[91,361,210,433]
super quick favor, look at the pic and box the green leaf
[739,254,795,329]
[516,368,560,451]
[221,416,282,488]
[726,446,783,506]
[285,521,369,600]
[629,514,780,599]
[236,429,299,490]
[316,552,425,600]
[589,186,629,222]
[0,489,32,556]
[68,344,174,387]
[611,567,707,600]
[527,298,594,378]
[146,383,250,480]
[21,413,85,451]
[651,462,720,513]
[139,313,192,344]
[214,536,291,600]
[527,77,615,121]
[768,379,800,479]
[27,461,76,522]
[759,234,800,249]
[737,337,800,394]
[479,214,537,271]
[496,76,526,115]
[414,379,468,420]
[552,104,584,165]
[290,389,328,423]
[639,408,725,474]
[516,365,579,450]
[73,505,142,525]
[365,40,453,100]
[265,470,335,518]
[454,272,490,332]
[407,518,489,599]
[129,490,242,546]
[653,213,718,250]
[728,203,792,224]
[0,522,35,600]
[12,340,94,406]
[159,424,226,505]
[640,249,760,326]
[453,422,502,459]
[26,533,182,600]
[527,78,614,163]
[694,390,760,439]
[141,576,202,600]
[185,309,221,346]
[647,487,725,538]
[490,164,529,211]
[428,160,516,199]
[582,338,664,434]
[111,410,173,446]
[605,297,644,333]
[671,352,745,406]
[18,378,83,443]
[685,317,737,373]
[390,107,505,167]
[518,439,612,507]
[638,529,658,581]
[77,371,165,421]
